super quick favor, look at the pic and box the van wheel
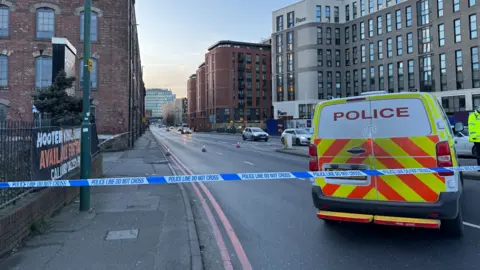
[242,135,246,141]
[281,137,284,144]
[441,206,464,237]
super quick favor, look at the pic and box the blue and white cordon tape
[1,166,479,189]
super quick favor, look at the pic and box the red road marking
[169,150,253,270]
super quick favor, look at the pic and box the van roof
[319,92,433,106]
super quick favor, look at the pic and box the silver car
[281,128,311,145]
[242,127,269,141]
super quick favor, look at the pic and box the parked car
[305,127,314,135]
[242,127,269,141]
[454,130,475,156]
[181,127,192,134]
[281,128,312,145]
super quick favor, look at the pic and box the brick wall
[0,153,103,256]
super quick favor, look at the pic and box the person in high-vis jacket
[468,107,480,165]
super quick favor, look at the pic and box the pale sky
[135,0,295,97]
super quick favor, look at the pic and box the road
[151,127,480,270]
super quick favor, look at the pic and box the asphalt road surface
[152,127,480,270]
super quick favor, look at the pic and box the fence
[0,120,100,209]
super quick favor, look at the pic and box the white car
[454,130,475,156]
[281,128,312,145]
[242,127,269,141]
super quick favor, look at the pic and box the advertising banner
[32,127,81,180]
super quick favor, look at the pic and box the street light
[79,0,92,212]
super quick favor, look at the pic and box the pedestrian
[468,106,480,165]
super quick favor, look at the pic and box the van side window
[436,100,454,138]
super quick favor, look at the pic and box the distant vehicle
[242,127,269,141]
[454,130,474,156]
[281,128,311,145]
[181,127,192,134]
[305,127,314,135]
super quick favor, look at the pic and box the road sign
[87,59,93,72]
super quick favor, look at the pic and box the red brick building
[187,74,196,127]
[189,41,272,131]
[0,0,145,145]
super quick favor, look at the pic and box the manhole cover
[105,229,139,240]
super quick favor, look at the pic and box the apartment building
[271,0,479,118]
[145,88,176,118]
[190,40,273,131]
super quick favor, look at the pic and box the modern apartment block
[145,88,176,118]
[0,0,145,142]
[188,40,273,131]
[271,0,479,118]
[162,98,187,125]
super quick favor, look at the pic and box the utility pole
[80,0,92,212]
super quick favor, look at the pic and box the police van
[309,91,465,236]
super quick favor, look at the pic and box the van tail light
[309,144,319,171]
[436,141,454,176]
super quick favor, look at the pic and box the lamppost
[79,0,92,212]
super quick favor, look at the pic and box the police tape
[1,166,480,189]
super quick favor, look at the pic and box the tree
[32,71,83,126]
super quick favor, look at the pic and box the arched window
[0,5,9,37]
[36,8,55,39]
[80,11,98,41]
[79,58,98,88]
[0,55,7,87]
[35,56,52,88]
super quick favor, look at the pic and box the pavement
[150,127,480,270]
[0,132,198,270]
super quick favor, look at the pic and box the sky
[136,0,296,98]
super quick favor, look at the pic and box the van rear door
[369,96,446,203]
[315,98,377,201]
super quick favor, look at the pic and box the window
[418,0,430,26]
[377,16,383,35]
[438,24,445,47]
[470,15,478,39]
[370,66,375,88]
[407,33,413,53]
[287,11,294,28]
[353,2,358,19]
[440,53,447,91]
[326,27,332,45]
[36,8,55,39]
[437,0,444,17]
[378,65,384,89]
[335,28,341,45]
[387,63,394,92]
[453,0,460,12]
[387,38,393,58]
[0,103,6,121]
[316,27,322,44]
[418,27,432,54]
[377,0,383,10]
[408,60,415,89]
[361,45,366,63]
[334,6,339,23]
[0,55,6,86]
[276,35,283,54]
[276,75,283,101]
[316,5,322,22]
[361,68,367,92]
[360,22,365,40]
[368,19,374,37]
[317,49,323,67]
[455,50,463,89]
[80,11,98,41]
[287,32,293,51]
[397,62,404,92]
[386,0,392,7]
[472,47,480,88]
[326,6,331,22]
[80,58,98,88]
[287,53,294,72]
[345,27,350,44]
[346,49,351,66]
[369,43,374,61]
[470,0,476,7]
[346,71,352,96]
[442,96,466,113]
[361,0,366,16]
[353,47,358,64]
[0,5,9,37]
[35,56,52,88]
[386,13,392,32]
[287,73,295,100]
[336,72,341,94]
[369,0,374,13]
[395,10,402,30]
[352,24,357,42]
[327,72,332,98]
[354,69,359,95]
[318,71,324,99]
[276,15,283,31]
[405,6,412,27]
[378,40,383,59]
[454,19,461,43]
[345,5,350,21]
[327,49,332,67]
[396,35,403,56]
[336,50,341,67]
